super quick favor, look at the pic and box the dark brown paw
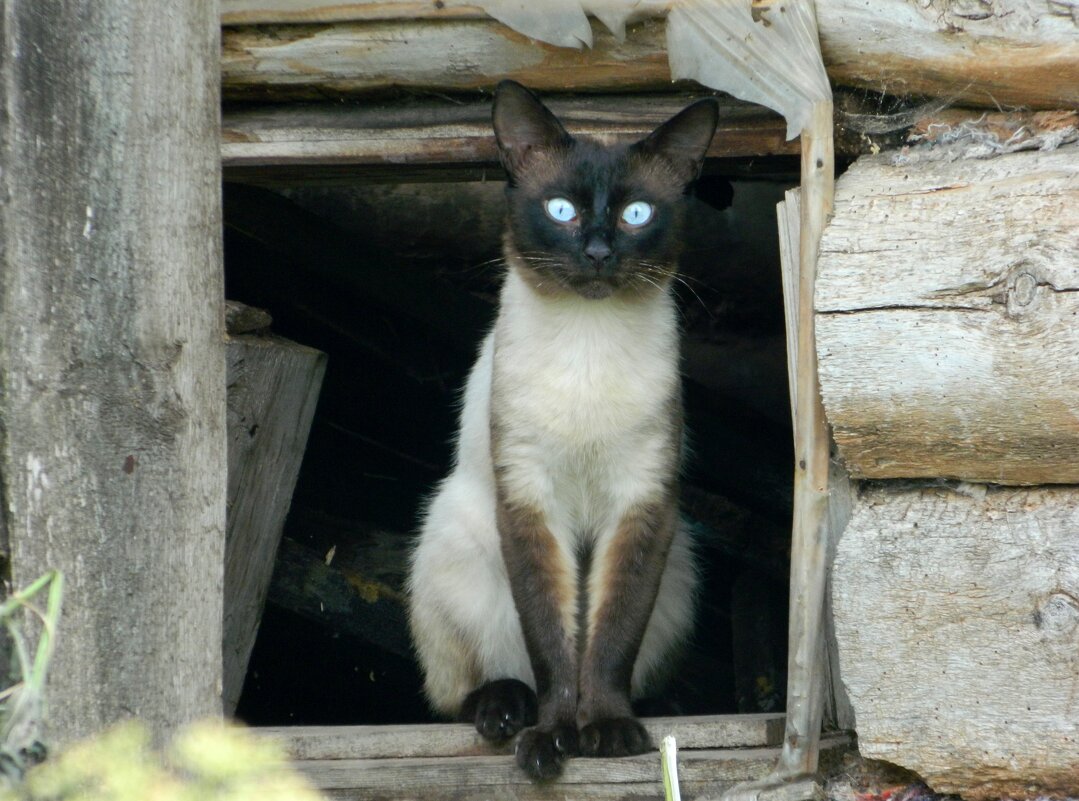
[459,679,538,742]
[514,724,578,782]
[579,717,652,757]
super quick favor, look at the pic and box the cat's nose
[584,240,613,268]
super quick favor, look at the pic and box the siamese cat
[408,80,718,781]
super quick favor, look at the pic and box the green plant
[0,571,64,786]
[4,720,326,801]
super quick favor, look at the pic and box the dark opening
[224,156,798,726]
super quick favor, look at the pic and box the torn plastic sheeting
[469,0,830,142]
[667,1,830,140]
[464,0,670,48]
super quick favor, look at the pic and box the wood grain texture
[817,0,1079,110]
[816,142,1079,484]
[221,94,797,177]
[279,734,849,800]
[220,1,1079,109]
[224,335,326,713]
[221,17,671,100]
[258,714,785,760]
[0,1,225,744]
[222,0,489,23]
[831,483,1079,800]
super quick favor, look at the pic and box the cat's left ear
[633,98,719,186]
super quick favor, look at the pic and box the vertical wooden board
[816,143,1079,484]
[0,1,225,743]
[224,335,326,713]
[831,484,1079,799]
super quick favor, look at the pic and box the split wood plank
[831,483,1079,800]
[221,94,797,180]
[224,334,327,714]
[259,714,786,760]
[220,1,1079,109]
[816,141,1079,484]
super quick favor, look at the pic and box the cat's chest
[491,279,679,444]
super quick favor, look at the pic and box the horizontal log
[220,1,1079,109]
[815,141,1079,484]
[221,17,671,100]
[221,94,799,179]
[832,483,1079,800]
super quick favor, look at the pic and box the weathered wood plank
[221,17,671,100]
[0,0,225,744]
[220,1,1079,109]
[817,0,1079,111]
[831,483,1079,800]
[221,94,798,178]
[222,0,489,23]
[224,334,327,714]
[259,714,786,760]
[816,141,1079,484]
[289,735,850,800]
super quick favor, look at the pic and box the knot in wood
[1035,591,1079,636]
[1005,269,1041,317]
[1010,272,1038,307]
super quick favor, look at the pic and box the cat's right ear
[492,80,571,184]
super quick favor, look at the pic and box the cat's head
[492,80,718,300]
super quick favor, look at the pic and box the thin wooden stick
[776,98,835,779]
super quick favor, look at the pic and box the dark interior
[223,157,800,726]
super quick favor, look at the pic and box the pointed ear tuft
[492,80,571,183]
[633,98,719,186]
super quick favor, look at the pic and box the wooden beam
[220,2,1079,109]
[221,94,799,181]
[0,0,225,744]
[817,141,1079,484]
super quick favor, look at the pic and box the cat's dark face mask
[492,80,719,300]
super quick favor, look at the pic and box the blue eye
[545,198,577,223]
[621,201,654,227]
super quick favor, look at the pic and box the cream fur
[407,262,697,716]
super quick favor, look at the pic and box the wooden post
[0,0,226,745]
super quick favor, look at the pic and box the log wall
[816,141,1079,484]
[219,0,1079,109]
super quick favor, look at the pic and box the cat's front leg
[577,497,680,758]
[495,497,580,781]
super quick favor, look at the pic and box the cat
[407,80,718,781]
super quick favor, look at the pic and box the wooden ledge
[255,717,850,800]
[258,714,785,760]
